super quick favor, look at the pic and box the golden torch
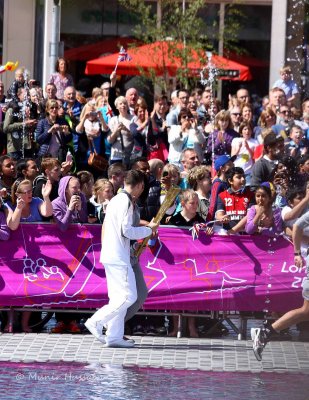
[134,186,180,257]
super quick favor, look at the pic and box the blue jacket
[35,117,71,157]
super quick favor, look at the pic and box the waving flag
[114,47,132,72]
[118,47,132,62]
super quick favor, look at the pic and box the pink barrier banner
[0,224,305,312]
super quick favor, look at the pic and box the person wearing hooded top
[52,175,87,232]
[51,175,88,334]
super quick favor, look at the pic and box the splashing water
[21,69,30,159]
[285,0,306,79]
[200,52,219,171]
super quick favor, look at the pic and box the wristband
[294,251,301,256]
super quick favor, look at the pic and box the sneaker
[123,336,135,345]
[156,326,167,335]
[84,319,106,344]
[132,325,145,335]
[51,321,68,333]
[251,328,267,361]
[145,325,157,336]
[67,321,81,334]
[104,338,135,348]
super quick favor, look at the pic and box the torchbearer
[85,170,158,348]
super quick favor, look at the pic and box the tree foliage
[118,0,243,91]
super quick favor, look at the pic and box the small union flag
[118,47,132,62]
[106,106,113,118]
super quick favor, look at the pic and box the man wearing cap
[208,155,235,221]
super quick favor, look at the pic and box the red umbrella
[85,41,252,81]
[64,37,138,61]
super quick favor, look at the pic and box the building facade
[0,0,307,100]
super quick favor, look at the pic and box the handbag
[55,131,67,163]
[87,138,109,172]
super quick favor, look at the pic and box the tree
[118,0,243,92]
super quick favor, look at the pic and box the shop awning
[85,40,252,81]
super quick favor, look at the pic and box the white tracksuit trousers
[89,263,137,344]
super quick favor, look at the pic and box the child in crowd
[298,154,309,179]
[167,189,204,338]
[285,125,309,158]
[15,158,39,185]
[215,167,254,232]
[160,163,181,224]
[6,67,25,103]
[0,155,16,199]
[272,65,299,104]
[187,165,211,222]
[77,170,95,201]
[83,101,105,140]
[168,189,204,227]
[33,158,62,202]
[207,155,235,221]
[245,184,283,236]
[87,178,114,224]
[52,175,88,232]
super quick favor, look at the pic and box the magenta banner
[0,224,305,312]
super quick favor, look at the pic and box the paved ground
[0,332,309,373]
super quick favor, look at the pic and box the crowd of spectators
[0,59,308,337]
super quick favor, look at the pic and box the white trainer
[84,319,106,344]
[104,338,135,348]
[251,328,265,361]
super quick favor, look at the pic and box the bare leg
[272,300,309,332]
[21,311,32,333]
[188,316,199,338]
[168,315,178,336]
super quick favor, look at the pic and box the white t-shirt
[84,118,100,138]
[232,137,258,173]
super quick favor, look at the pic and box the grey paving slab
[0,333,309,374]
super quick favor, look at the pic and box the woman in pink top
[48,58,74,100]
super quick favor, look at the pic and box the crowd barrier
[0,223,305,314]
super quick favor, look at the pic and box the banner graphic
[0,224,304,312]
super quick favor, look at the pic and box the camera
[89,111,97,118]
[29,80,40,88]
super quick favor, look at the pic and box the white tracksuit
[90,192,152,344]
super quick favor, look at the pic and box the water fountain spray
[200,51,219,173]
[21,69,30,159]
